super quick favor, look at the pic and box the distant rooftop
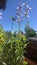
[0,0,7,10]
[27,37,37,42]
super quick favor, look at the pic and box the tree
[25,23,36,38]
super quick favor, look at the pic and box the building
[26,37,37,61]
[0,0,7,10]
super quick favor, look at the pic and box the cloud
[0,16,2,19]
[0,12,2,15]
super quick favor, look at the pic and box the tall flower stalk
[22,2,31,23]
[11,2,31,33]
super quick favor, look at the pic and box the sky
[0,0,37,32]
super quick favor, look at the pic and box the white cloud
[0,16,2,19]
[0,12,2,15]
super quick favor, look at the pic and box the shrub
[1,35,28,65]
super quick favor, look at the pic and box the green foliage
[0,26,28,65]
[11,16,16,21]
[0,25,5,53]
[1,34,28,65]
[5,31,12,43]
[23,61,29,65]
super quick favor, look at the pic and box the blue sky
[0,0,37,32]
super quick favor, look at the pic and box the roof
[29,37,37,41]
[26,37,37,42]
[0,0,7,10]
